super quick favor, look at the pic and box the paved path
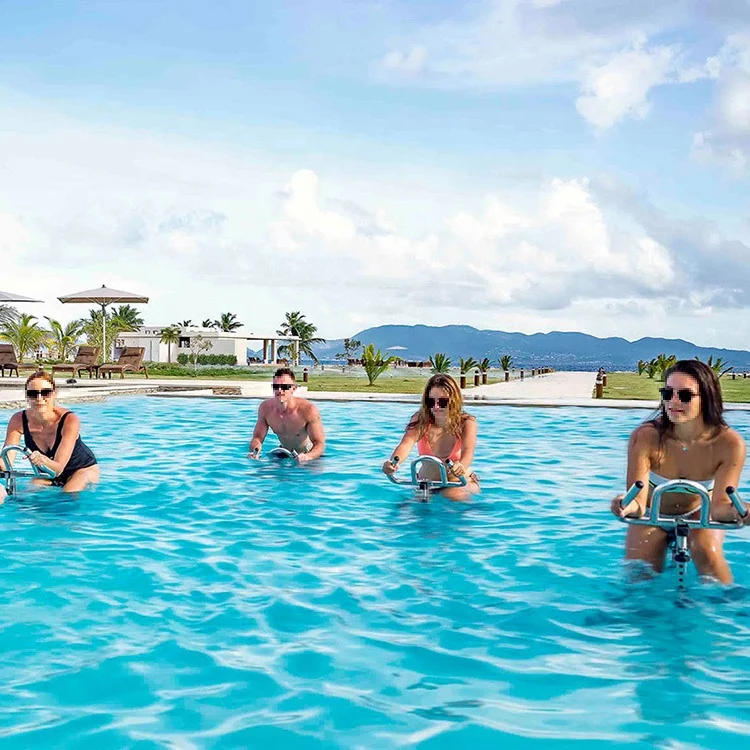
[470,371,596,400]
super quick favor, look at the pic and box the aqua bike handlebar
[267,447,299,460]
[0,445,57,480]
[386,455,468,490]
[618,479,748,530]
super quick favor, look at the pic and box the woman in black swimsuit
[1,370,98,498]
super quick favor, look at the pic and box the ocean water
[2,397,750,749]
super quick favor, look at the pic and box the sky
[1,0,750,348]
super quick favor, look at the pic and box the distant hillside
[307,325,750,371]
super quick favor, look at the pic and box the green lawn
[603,372,750,402]
[108,368,503,394]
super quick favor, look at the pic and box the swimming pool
[2,397,750,748]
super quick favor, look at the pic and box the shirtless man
[248,367,325,464]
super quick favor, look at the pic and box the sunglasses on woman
[426,397,450,408]
[659,387,699,403]
[26,388,54,399]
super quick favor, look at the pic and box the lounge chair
[98,347,149,379]
[0,344,20,377]
[51,345,101,379]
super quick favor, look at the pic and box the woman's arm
[2,413,23,451]
[382,418,419,475]
[710,429,748,524]
[611,425,653,518]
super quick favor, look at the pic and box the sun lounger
[98,347,149,379]
[51,345,101,379]
[0,344,19,377]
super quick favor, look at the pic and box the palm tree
[160,326,181,364]
[429,353,451,374]
[201,319,216,329]
[0,304,18,326]
[655,353,677,381]
[277,311,325,365]
[0,314,48,362]
[110,304,144,331]
[636,359,647,376]
[697,355,733,378]
[478,357,491,384]
[44,317,84,361]
[178,319,193,327]
[499,354,513,382]
[361,344,396,386]
[214,312,243,332]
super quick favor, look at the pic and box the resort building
[115,327,299,364]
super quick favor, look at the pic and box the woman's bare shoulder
[716,425,745,452]
[629,422,659,449]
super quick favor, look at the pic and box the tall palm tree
[0,304,19,326]
[214,312,243,332]
[277,311,325,365]
[44,317,84,361]
[160,326,181,364]
[110,304,144,332]
[0,314,48,362]
[79,309,117,360]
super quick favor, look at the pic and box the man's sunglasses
[272,383,295,391]
[26,388,54,399]
[426,397,450,408]
[660,387,699,403]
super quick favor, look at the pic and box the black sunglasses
[272,383,295,391]
[26,388,54,399]
[426,397,450,408]
[660,387,699,403]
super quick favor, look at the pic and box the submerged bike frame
[387,455,467,502]
[619,479,748,588]
[0,444,57,496]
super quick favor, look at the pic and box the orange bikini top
[417,433,462,462]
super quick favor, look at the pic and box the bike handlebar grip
[726,486,749,518]
[620,480,644,509]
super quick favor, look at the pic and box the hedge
[176,353,238,365]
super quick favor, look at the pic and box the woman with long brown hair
[1,370,99,501]
[382,373,479,500]
[612,359,750,583]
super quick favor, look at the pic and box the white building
[115,327,299,365]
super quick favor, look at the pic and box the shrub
[176,353,237,366]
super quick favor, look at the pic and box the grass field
[603,372,750,402]
[112,367,504,394]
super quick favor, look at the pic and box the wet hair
[25,370,56,390]
[407,373,473,437]
[273,367,296,381]
[647,359,726,451]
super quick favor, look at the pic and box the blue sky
[1,0,749,348]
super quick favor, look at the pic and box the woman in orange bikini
[382,373,480,500]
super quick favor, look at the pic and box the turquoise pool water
[2,397,750,748]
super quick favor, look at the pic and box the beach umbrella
[0,290,43,303]
[386,345,408,351]
[58,284,149,363]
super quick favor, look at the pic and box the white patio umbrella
[58,284,149,363]
[0,290,43,303]
[386,345,408,351]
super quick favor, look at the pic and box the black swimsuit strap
[21,410,71,457]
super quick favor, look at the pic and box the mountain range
[303,325,750,371]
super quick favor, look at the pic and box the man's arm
[248,402,270,459]
[297,403,325,463]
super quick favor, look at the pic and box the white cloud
[575,41,678,128]
[374,1,723,129]
[692,34,750,173]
